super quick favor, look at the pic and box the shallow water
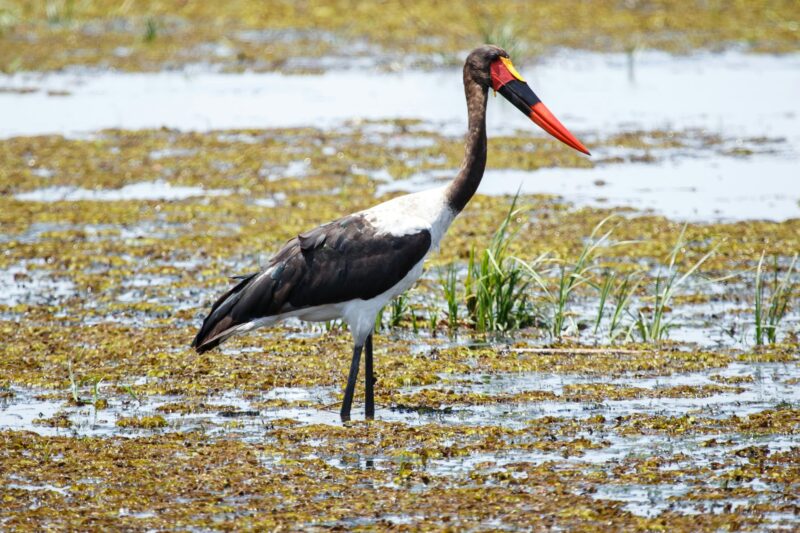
[14,181,231,202]
[3,359,797,523]
[3,51,799,222]
[2,51,798,141]
[2,50,799,528]
[0,261,77,306]
[4,361,796,436]
[591,483,691,517]
[382,155,800,222]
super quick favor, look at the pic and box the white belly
[342,258,424,338]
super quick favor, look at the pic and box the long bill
[491,56,590,156]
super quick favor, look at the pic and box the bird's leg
[340,343,363,422]
[365,333,374,420]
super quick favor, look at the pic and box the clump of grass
[465,195,535,333]
[594,270,616,334]
[66,361,107,408]
[67,359,99,406]
[427,309,439,335]
[609,273,643,342]
[123,384,141,404]
[440,264,459,333]
[594,270,643,342]
[67,359,82,405]
[144,17,158,43]
[755,252,797,345]
[473,8,527,59]
[410,304,420,334]
[45,0,74,24]
[520,216,620,338]
[92,378,107,410]
[552,217,616,337]
[389,293,409,329]
[375,293,420,332]
[634,225,717,342]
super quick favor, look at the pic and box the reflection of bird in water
[192,45,590,421]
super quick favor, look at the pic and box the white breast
[362,186,456,249]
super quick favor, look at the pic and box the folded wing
[192,214,432,352]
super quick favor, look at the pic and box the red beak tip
[528,102,590,157]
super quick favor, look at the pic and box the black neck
[446,72,488,213]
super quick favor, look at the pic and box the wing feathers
[192,214,431,352]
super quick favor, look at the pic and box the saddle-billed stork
[192,45,590,421]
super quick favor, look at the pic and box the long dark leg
[365,334,374,420]
[340,343,363,422]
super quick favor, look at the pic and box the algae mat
[1,120,799,529]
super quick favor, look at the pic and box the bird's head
[466,45,590,156]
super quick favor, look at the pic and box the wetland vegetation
[1,0,799,73]
[1,1,800,530]
[2,120,799,530]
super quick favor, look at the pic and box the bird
[192,44,590,421]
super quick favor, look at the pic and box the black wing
[192,214,431,352]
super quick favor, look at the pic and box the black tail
[191,235,311,353]
[192,272,259,352]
